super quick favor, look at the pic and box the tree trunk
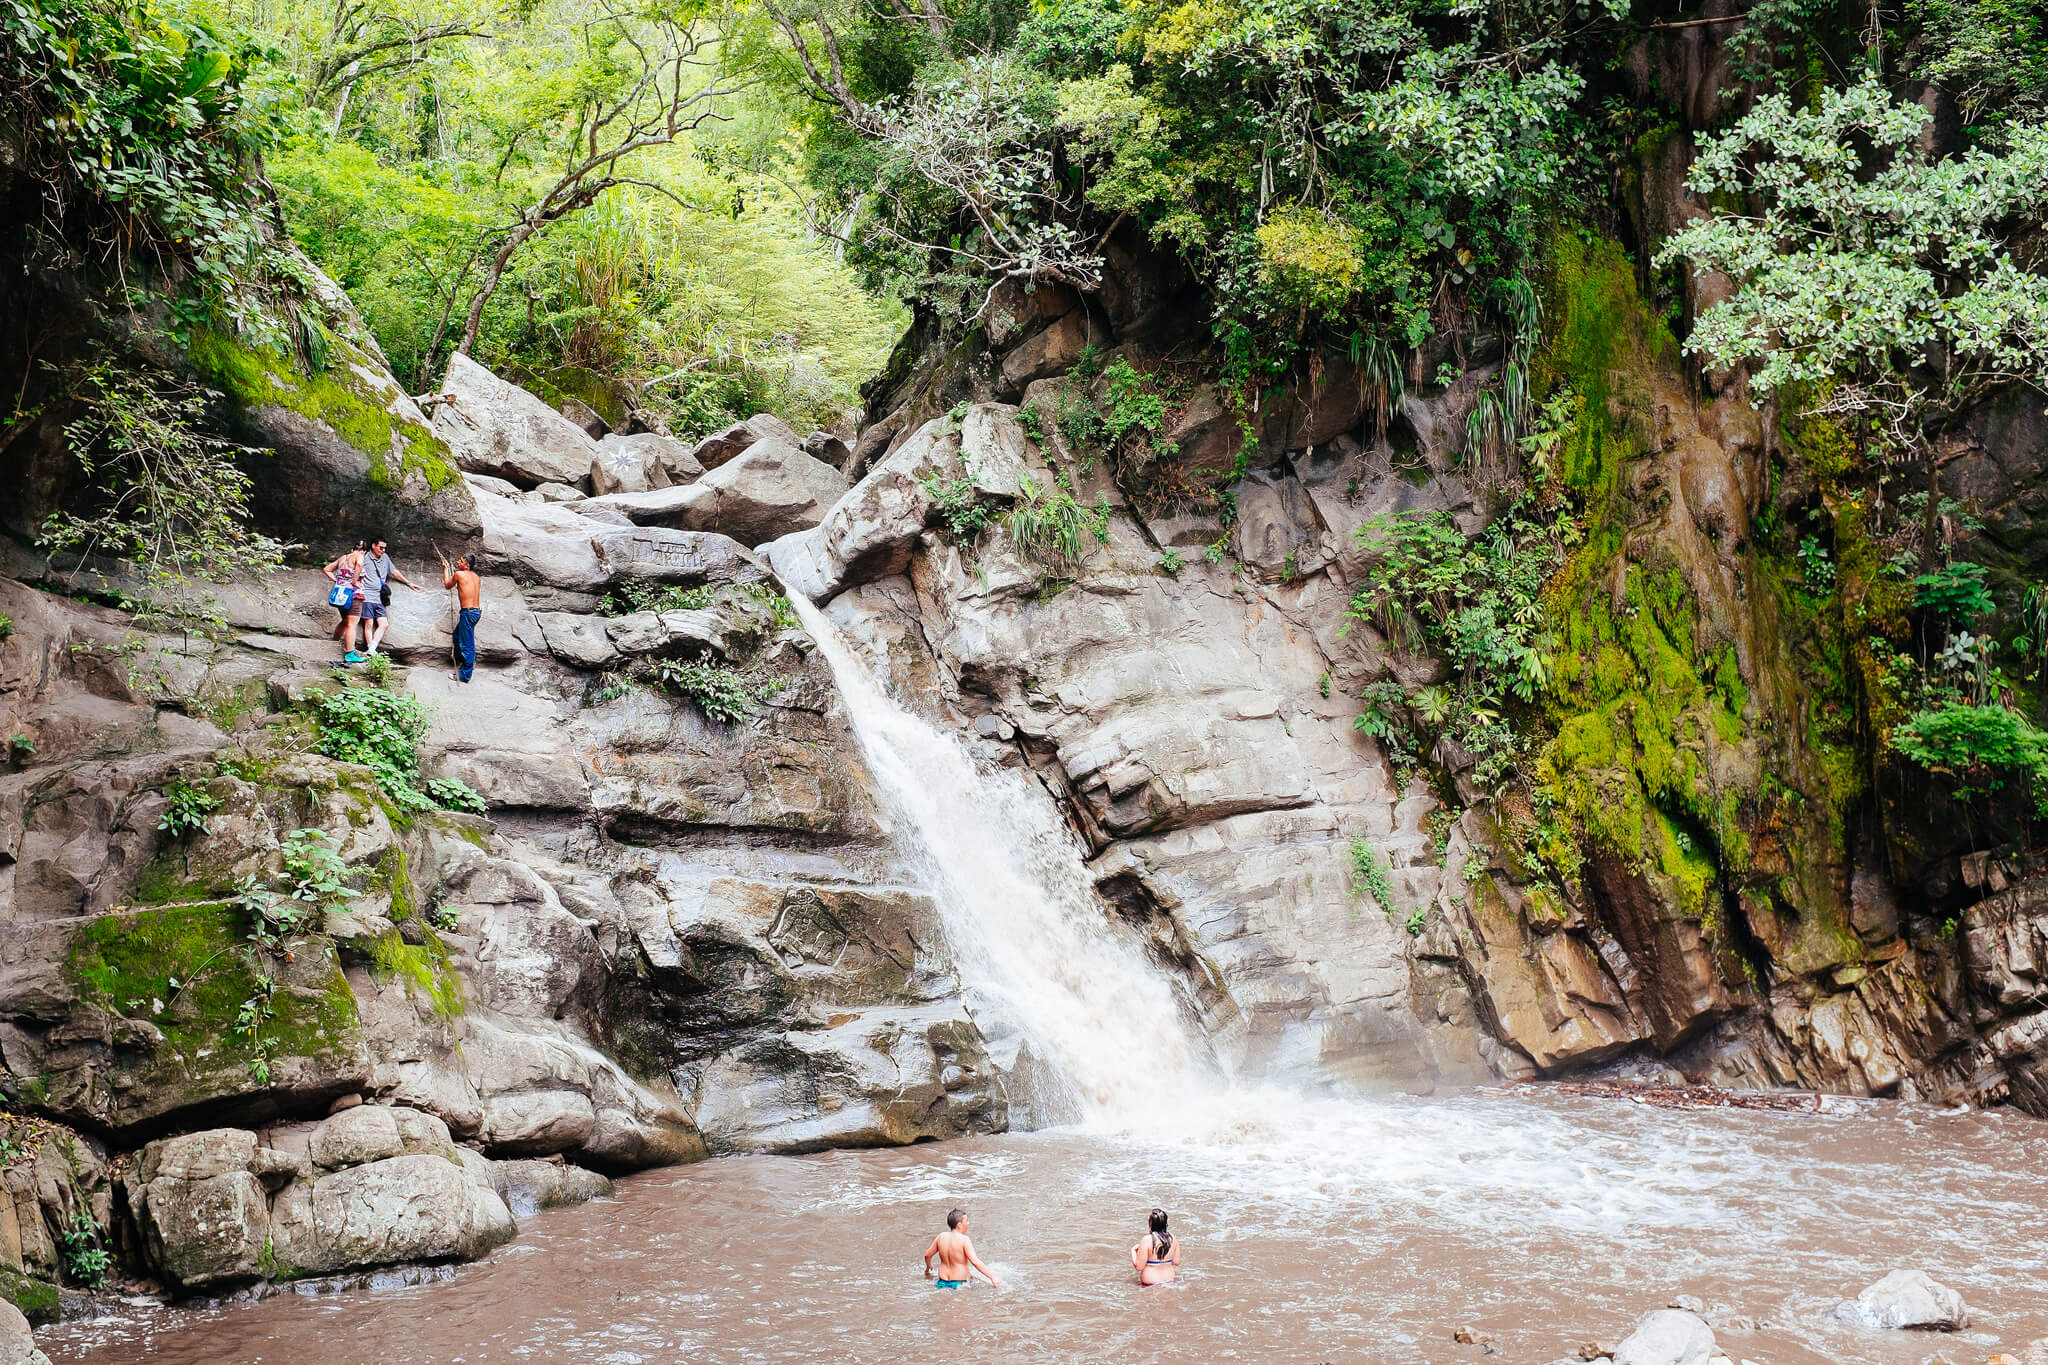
[456,222,533,358]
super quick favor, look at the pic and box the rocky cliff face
[765,215,2048,1117]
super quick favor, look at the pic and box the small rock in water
[1453,1325,1493,1345]
[1577,1344,1616,1361]
[1831,1269,1970,1331]
[1612,1309,1718,1365]
[1669,1295,1707,1315]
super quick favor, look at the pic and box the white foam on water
[790,595,1206,1127]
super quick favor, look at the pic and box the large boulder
[307,1104,406,1169]
[763,404,1027,603]
[0,1300,50,1365]
[592,432,695,495]
[582,438,847,548]
[1610,1309,1718,1365]
[1833,1269,1970,1330]
[268,1153,516,1278]
[686,413,804,472]
[126,1114,517,1292]
[432,353,601,490]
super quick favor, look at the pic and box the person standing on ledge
[439,549,483,683]
[922,1208,1001,1289]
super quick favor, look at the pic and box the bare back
[1132,1232,1180,1286]
[928,1230,975,1281]
[448,567,482,609]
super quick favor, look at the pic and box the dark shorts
[355,600,387,621]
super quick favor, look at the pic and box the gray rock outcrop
[584,437,847,547]
[686,413,805,472]
[432,353,601,490]
[763,403,1028,603]
[1832,1269,1970,1330]
[124,1110,517,1293]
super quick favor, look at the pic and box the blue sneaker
[343,652,367,664]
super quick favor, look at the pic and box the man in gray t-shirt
[354,536,420,659]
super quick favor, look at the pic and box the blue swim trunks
[933,1279,966,1289]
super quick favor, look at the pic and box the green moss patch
[189,328,459,494]
[369,931,464,1019]
[67,905,360,1075]
[0,1267,60,1324]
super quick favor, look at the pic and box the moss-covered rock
[185,327,479,555]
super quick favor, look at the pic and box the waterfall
[788,595,1207,1128]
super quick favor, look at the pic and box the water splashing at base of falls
[788,594,1208,1128]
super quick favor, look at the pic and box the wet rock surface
[1832,1269,1970,1331]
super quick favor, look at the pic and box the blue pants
[453,607,482,681]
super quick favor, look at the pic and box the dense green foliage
[1,0,284,321]
[776,0,1593,381]
[311,681,481,812]
[648,657,778,724]
[1348,493,1582,793]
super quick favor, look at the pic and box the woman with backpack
[322,539,369,663]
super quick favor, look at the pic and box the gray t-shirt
[359,552,393,596]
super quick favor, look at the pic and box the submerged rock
[1610,1309,1717,1365]
[1832,1269,1970,1330]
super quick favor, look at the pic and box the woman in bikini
[1131,1208,1181,1286]
[322,540,369,662]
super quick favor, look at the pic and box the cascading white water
[788,594,1206,1127]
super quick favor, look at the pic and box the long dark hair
[1148,1208,1172,1257]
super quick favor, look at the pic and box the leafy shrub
[1344,494,1581,793]
[313,685,431,809]
[1894,702,2048,799]
[921,474,998,540]
[1349,835,1396,920]
[0,0,279,316]
[424,777,487,814]
[603,582,716,616]
[238,828,357,949]
[0,612,11,640]
[1157,547,1186,576]
[1255,207,1365,319]
[158,778,220,839]
[1914,561,1995,620]
[59,1215,109,1289]
[649,659,779,725]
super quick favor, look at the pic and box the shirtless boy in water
[922,1208,1001,1289]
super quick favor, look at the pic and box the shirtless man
[438,550,484,683]
[922,1208,1001,1289]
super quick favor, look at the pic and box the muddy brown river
[43,1089,2048,1364]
